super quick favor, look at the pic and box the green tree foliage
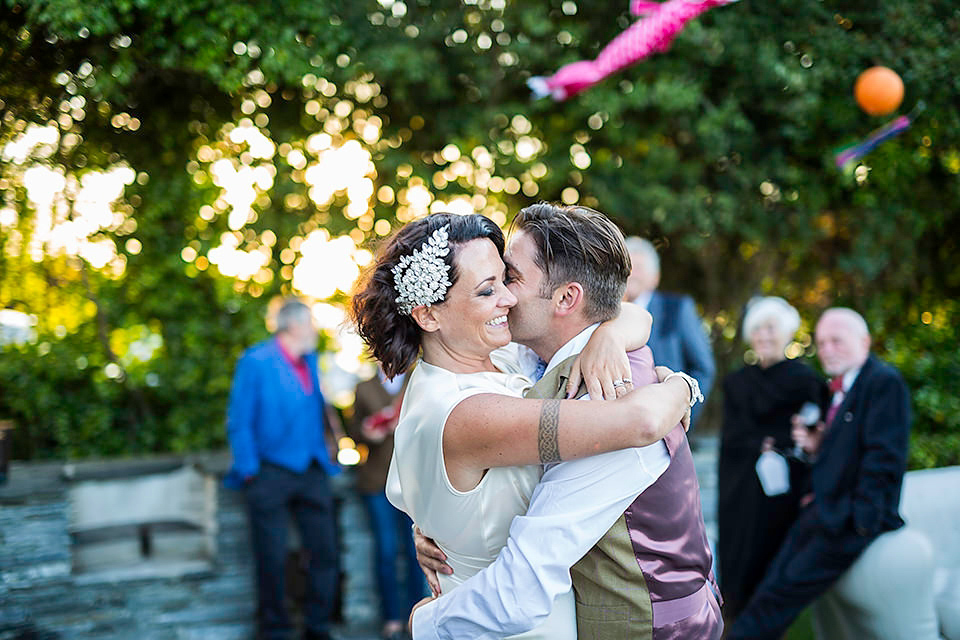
[1,0,958,465]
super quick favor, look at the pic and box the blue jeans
[246,463,338,640]
[363,492,427,622]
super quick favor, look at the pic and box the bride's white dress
[386,350,577,639]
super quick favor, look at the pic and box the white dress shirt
[831,366,862,407]
[412,325,671,640]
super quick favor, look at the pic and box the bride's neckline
[419,357,504,376]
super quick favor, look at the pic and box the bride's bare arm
[442,377,690,490]
[567,302,653,399]
[609,301,653,351]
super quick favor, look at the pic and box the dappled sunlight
[182,63,559,318]
[4,125,136,276]
[292,231,363,299]
[227,122,276,160]
[403,181,433,217]
[306,301,376,406]
[303,139,375,216]
[0,61,703,415]
[0,308,37,346]
[2,123,59,164]
[210,160,274,231]
[430,195,475,217]
[4,61,632,400]
[109,324,164,371]
[320,326,376,409]
[181,65,554,327]
[207,231,271,281]
[310,302,347,331]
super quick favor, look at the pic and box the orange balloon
[854,66,904,116]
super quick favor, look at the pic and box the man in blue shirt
[226,298,341,640]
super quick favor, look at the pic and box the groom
[411,202,722,639]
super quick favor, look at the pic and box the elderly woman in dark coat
[717,297,829,621]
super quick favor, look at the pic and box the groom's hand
[654,365,674,382]
[414,525,451,597]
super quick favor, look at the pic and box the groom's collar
[545,323,601,377]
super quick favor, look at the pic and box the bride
[351,212,689,638]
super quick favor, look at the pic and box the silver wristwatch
[664,371,704,408]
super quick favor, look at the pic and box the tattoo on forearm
[538,400,561,464]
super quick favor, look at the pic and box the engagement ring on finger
[613,380,625,387]
[622,378,632,384]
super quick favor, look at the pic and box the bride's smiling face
[429,238,517,357]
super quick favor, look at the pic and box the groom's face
[503,231,554,347]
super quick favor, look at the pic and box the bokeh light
[4,125,135,276]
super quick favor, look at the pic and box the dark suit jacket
[812,354,911,538]
[646,291,716,424]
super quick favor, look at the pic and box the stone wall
[0,454,380,640]
[0,455,255,639]
[0,439,724,640]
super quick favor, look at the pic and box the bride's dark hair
[351,213,504,378]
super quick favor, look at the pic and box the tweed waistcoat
[526,349,722,640]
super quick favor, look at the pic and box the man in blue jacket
[624,236,715,428]
[226,298,341,640]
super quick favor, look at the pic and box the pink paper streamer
[529,0,739,101]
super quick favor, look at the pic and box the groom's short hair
[510,202,631,323]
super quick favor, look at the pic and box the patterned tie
[826,377,844,427]
[532,358,548,382]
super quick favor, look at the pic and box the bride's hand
[566,323,633,400]
[414,525,450,597]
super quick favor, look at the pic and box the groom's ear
[411,305,440,332]
[554,282,585,317]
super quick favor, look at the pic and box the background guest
[717,296,828,622]
[728,307,912,639]
[225,298,342,640]
[624,236,715,427]
[347,367,425,640]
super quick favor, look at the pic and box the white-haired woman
[717,297,829,623]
